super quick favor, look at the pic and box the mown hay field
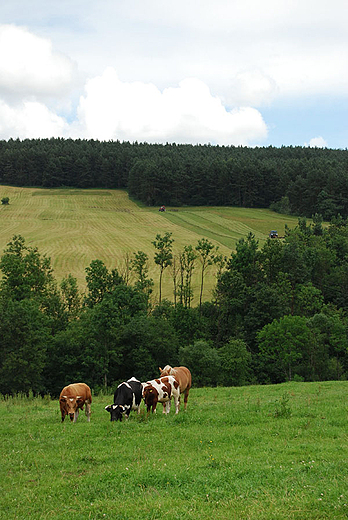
[1,382,347,519]
[0,185,299,303]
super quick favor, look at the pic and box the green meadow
[1,382,347,519]
[0,185,298,304]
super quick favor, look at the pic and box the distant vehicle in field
[269,230,278,238]
[159,205,166,212]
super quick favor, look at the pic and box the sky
[0,0,347,149]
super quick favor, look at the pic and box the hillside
[0,185,298,303]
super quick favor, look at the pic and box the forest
[0,138,348,218]
[1,213,348,396]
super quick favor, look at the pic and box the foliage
[179,340,221,386]
[1,196,9,205]
[0,297,51,394]
[257,315,312,383]
[2,138,348,218]
[2,212,348,394]
[130,250,154,305]
[60,273,82,320]
[273,391,292,418]
[152,231,174,303]
[177,245,197,308]
[0,235,56,302]
[84,259,123,307]
[195,238,219,308]
[217,338,251,386]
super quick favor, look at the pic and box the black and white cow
[105,377,142,421]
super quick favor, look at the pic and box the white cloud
[0,24,76,99]
[0,1,346,146]
[75,68,267,145]
[305,136,328,148]
[0,100,68,139]
[60,0,348,105]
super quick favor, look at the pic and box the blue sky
[0,0,347,149]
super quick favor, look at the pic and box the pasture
[1,382,347,519]
[0,185,298,304]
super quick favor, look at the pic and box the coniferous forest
[1,139,348,396]
[1,138,348,219]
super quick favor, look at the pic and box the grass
[1,382,348,519]
[0,185,299,304]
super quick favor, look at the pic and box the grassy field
[1,382,347,519]
[0,185,298,303]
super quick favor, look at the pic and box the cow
[159,365,192,411]
[105,377,142,422]
[142,375,180,414]
[59,383,92,423]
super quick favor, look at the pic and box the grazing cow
[59,383,92,423]
[105,377,142,422]
[159,365,192,411]
[142,376,180,414]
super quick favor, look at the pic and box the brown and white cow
[59,383,92,423]
[159,365,192,411]
[142,376,180,414]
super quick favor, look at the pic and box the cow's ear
[76,397,84,405]
[105,405,112,412]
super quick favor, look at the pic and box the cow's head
[143,386,158,405]
[159,365,172,377]
[105,404,125,422]
[60,395,84,421]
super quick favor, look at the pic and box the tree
[0,297,51,394]
[130,250,154,305]
[84,259,123,307]
[152,232,174,303]
[1,197,9,205]
[60,274,82,320]
[227,232,262,287]
[307,310,348,380]
[257,315,311,382]
[179,340,221,386]
[178,245,197,308]
[195,238,218,308]
[0,235,56,302]
[50,284,148,390]
[218,339,251,386]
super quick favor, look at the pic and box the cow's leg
[162,402,166,414]
[165,401,171,414]
[74,409,79,422]
[85,401,91,422]
[184,389,190,410]
[174,397,179,414]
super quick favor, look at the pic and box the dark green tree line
[1,138,348,218]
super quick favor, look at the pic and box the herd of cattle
[59,365,192,422]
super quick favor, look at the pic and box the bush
[1,197,9,205]
[218,338,251,386]
[179,340,221,386]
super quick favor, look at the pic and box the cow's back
[160,366,191,392]
[127,378,143,407]
[60,383,92,402]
